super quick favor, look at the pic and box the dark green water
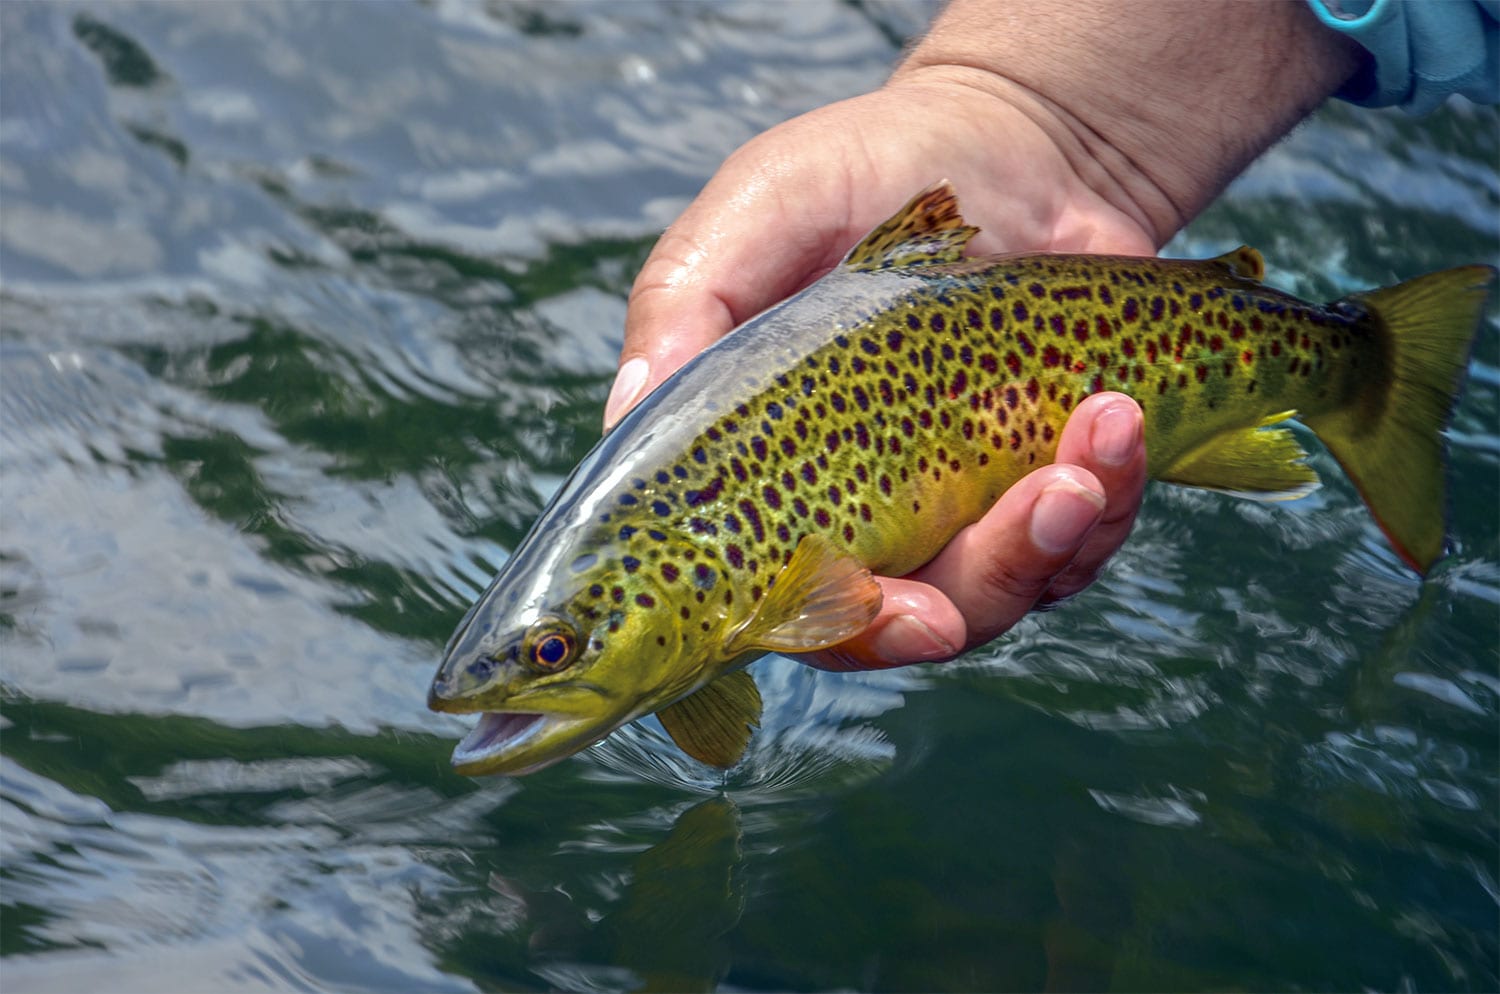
[1,2,1496,991]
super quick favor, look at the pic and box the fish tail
[1305,265,1496,573]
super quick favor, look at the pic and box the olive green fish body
[429,182,1494,776]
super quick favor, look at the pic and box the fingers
[808,393,1147,671]
[1043,392,1147,601]
[805,464,1107,671]
[905,465,1108,649]
[605,142,852,430]
[803,578,966,672]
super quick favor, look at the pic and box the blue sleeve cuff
[1308,0,1500,113]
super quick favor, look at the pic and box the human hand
[607,81,1151,667]
[604,71,1158,666]
[605,0,1357,669]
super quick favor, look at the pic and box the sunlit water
[1,3,1496,991]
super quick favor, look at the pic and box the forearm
[894,0,1364,246]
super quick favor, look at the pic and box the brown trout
[428,182,1494,776]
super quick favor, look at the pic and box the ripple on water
[0,756,482,992]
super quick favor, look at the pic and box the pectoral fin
[724,534,882,654]
[1160,414,1319,500]
[657,670,762,769]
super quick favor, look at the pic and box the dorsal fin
[843,180,979,272]
[1211,245,1266,281]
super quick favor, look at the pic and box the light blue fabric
[1308,0,1499,112]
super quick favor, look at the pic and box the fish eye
[523,619,578,673]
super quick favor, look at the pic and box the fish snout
[427,649,507,713]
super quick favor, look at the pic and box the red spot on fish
[1096,315,1113,338]
[1004,386,1019,408]
[1025,378,1039,402]
[1242,349,1254,365]
[1042,424,1055,442]
[981,353,999,374]
[1229,321,1245,341]
[1208,335,1224,353]
[1009,431,1022,450]
[1043,344,1061,367]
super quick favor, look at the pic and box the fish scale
[429,181,1494,777]
[578,254,1361,598]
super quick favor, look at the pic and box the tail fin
[1305,265,1495,574]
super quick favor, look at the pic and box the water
[1,2,1496,990]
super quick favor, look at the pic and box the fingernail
[871,614,959,664]
[603,357,649,430]
[1030,478,1105,554]
[1091,401,1141,468]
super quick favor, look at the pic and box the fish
[427,181,1495,777]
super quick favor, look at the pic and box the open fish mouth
[450,711,607,776]
[452,712,547,768]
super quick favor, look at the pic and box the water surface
[2,2,1497,991]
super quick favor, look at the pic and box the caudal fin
[1305,265,1495,573]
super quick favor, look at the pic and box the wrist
[893,0,1363,245]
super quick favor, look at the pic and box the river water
[2,2,1496,991]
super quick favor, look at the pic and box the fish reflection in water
[605,797,744,993]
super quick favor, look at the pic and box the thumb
[605,152,854,430]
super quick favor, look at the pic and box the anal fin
[657,670,762,769]
[1161,416,1319,500]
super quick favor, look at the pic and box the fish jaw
[447,708,631,777]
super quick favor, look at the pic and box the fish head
[427,556,708,776]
